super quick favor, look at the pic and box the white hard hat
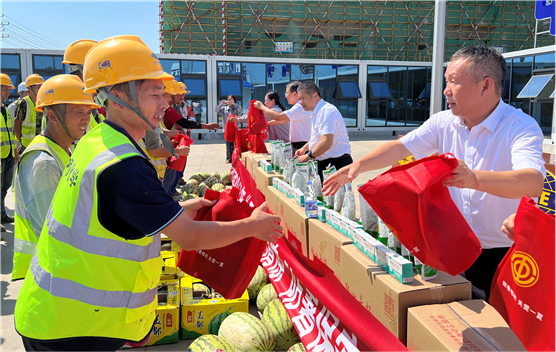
[18,82,28,93]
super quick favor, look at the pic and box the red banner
[261,238,407,352]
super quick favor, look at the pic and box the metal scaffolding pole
[430,0,446,116]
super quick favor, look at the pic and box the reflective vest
[14,123,162,341]
[12,135,69,281]
[88,109,105,131]
[21,96,37,147]
[1,106,16,158]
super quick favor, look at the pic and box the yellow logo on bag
[511,251,539,287]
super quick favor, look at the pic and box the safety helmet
[82,35,173,93]
[35,74,100,112]
[63,39,98,65]
[18,82,28,93]
[176,81,191,95]
[164,80,177,95]
[0,73,15,89]
[26,74,45,88]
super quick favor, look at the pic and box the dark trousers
[465,247,510,301]
[317,154,353,182]
[22,336,126,351]
[1,155,15,218]
[226,141,234,162]
[291,141,307,157]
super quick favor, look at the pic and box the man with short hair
[253,81,312,155]
[13,74,45,150]
[14,36,281,351]
[8,82,28,118]
[323,45,545,300]
[12,75,98,280]
[1,74,18,232]
[294,81,353,180]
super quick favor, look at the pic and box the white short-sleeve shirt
[400,99,546,249]
[308,99,352,161]
[284,101,312,143]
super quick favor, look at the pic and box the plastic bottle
[305,180,318,218]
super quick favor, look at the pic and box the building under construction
[160,1,553,60]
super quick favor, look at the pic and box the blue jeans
[162,169,183,196]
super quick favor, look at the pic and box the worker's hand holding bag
[359,153,482,276]
[177,156,268,299]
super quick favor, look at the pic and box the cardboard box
[161,251,178,278]
[254,167,283,197]
[180,276,249,339]
[407,300,527,351]
[241,152,269,176]
[147,305,180,346]
[158,278,181,307]
[308,220,352,280]
[340,245,471,344]
[265,186,289,226]
[282,197,311,257]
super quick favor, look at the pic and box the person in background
[13,74,45,151]
[192,99,203,122]
[12,75,97,281]
[322,46,545,301]
[294,81,353,180]
[253,81,312,156]
[8,82,28,119]
[215,95,243,163]
[1,74,18,233]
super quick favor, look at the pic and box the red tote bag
[359,153,481,276]
[224,113,237,142]
[234,128,249,156]
[247,100,268,135]
[490,196,555,351]
[167,133,194,171]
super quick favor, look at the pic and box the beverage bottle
[305,180,318,218]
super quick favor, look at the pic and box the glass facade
[1,53,22,103]
[32,54,67,82]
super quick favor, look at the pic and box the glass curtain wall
[1,53,22,103]
[32,55,67,82]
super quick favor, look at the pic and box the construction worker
[62,39,106,130]
[8,82,29,118]
[13,74,45,150]
[1,74,18,233]
[11,75,98,281]
[14,35,281,351]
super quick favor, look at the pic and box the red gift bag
[224,113,237,142]
[247,132,268,154]
[247,100,268,135]
[167,133,194,171]
[177,156,267,299]
[490,196,555,351]
[359,153,481,276]
[234,128,248,156]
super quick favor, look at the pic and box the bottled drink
[305,180,318,218]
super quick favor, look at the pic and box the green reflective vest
[12,135,70,281]
[1,105,16,158]
[21,96,38,147]
[14,123,162,341]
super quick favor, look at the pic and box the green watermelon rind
[263,300,301,351]
[288,342,307,352]
[256,284,278,312]
[187,334,234,352]
[208,308,233,335]
[247,266,269,301]
[218,312,276,352]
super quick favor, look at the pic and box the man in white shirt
[322,46,545,300]
[294,81,353,180]
[8,82,29,119]
[253,81,312,155]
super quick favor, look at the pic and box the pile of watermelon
[181,170,232,201]
[188,265,304,352]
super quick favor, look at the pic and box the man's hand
[164,129,179,139]
[175,145,190,156]
[297,154,310,163]
[501,213,516,241]
[179,198,216,220]
[253,101,264,110]
[221,100,226,105]
[204,123,220,130]
[322,162,362,196]
[249,203,283,243]
[14,150,20,164]
[294,144,308,157]
[442,159,478,189]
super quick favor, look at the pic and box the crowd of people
[0,39,547,350]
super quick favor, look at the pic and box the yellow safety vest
[21,96,38,147]
[1,105,16,158]
[88,110,105,131]
[14,123,162,341]
[12,135,69,281]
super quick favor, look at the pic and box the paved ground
[1,137,393,351]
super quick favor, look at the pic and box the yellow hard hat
[0,73,15,89]
[164,80,177,95]
[177,81,191,95]
[26,74,45,88]
[82,35,173,93]
[35,74,100,112]
[63,39,98,65]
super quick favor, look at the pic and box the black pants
[464,247,510,301]
[291,141,307,157]
[1,155,15,218]
[317,154,353,182]
[22,336,127,351]
[225,141,234,162]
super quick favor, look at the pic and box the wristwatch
[307,150,315,159]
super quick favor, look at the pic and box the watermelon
[288,342,306,352]
[256,283,278,312]
[208,307,233,335]
[188,335,234,352]
[186,179,199,187]
[209,171,220,179]
[204,176,219,188]
[199,172,210,181]
[189,173,203,183]
[218,312,276,351]
[182,193,199,201]
[263,299,301,351]
[198,183,208,197]
[181,182,198,195]
[221,170,232,185]
[247,266,269,301]
[212,183,226,192]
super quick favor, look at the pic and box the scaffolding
[160,1,553,61]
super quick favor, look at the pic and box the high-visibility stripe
[14,238,36,255]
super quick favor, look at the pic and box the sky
[1,1,161,53]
